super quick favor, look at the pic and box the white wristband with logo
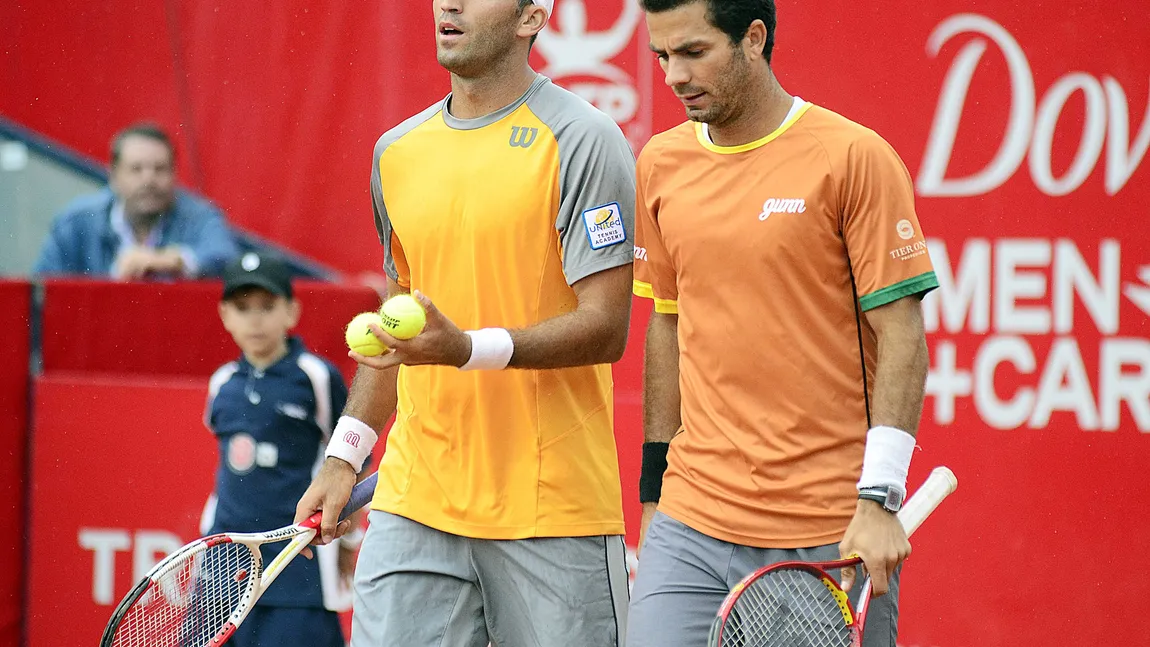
[856,425,917,494]
[460,328,514,371]
[325,416,378,472]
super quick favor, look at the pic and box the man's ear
[743,19,768,60]
[518,3,547,40]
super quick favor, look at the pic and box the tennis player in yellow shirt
[295,1,636,646]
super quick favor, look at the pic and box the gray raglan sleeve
[370,103,443,285]
[370,138,402,283]
[549,106,637,285]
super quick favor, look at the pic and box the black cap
[222,252,294,300]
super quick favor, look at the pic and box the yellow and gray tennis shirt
[369,75,635,539]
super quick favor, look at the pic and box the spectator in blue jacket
[33,123,238,279]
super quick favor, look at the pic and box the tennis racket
[707,466,958,647]
[100,471,378,647]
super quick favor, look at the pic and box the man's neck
[448,61,538,120]
[126,212,161,243]
[707,73,795,148]
[112,201,162,245]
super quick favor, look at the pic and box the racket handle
[897,466,958,537]
[301,471,380,530]
[341,471,378,520]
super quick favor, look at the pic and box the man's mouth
[439,22,464,37]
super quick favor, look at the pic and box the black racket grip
[338,471,378,522]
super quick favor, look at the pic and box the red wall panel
[0,282,30,647]
[39,279,381,378]
[26,374,224,647]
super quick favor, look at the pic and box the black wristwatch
[858,486,905,513]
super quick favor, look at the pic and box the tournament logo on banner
[915,13,1150,434]
[534,0,653,151]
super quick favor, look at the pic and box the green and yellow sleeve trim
[633,280,679,314]
[858,272,940,311]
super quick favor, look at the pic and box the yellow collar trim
[695,102,813,154]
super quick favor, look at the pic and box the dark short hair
[640,0,776,63]
[110,123,175,167]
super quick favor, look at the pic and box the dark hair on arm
[110,123,175,166]
[639,0,777,63]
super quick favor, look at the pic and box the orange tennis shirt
[634,101,938,548]
[368,76,635,539]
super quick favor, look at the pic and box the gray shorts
[627,512,900,647]
[351,510,629,647]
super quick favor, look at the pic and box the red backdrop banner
[0,282,30,647]
[39,279,381,378]
[27,374,221,647]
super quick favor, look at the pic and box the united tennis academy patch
[582,203,626,250]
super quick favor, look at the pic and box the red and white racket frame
[101,471,378,647]
[710,466,959,647]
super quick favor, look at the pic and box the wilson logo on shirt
[509,126,539,148]
[583,203,626,249]
[758,198,807,221]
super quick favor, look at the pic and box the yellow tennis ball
[379,294,427,340]
[345,312,387,357]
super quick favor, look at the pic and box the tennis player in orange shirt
[628,2,940,647]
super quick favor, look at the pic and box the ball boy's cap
[221,252,293,300]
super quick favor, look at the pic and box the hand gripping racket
[708,466,958,647]
[100,471,378,647]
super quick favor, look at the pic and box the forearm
[642,312,681,443]
[343,365,399,431]
[638,312,679,506]
[869,316,929,437]
[323,364,396,475]
[507,305,629,370]
[499,264,632,370]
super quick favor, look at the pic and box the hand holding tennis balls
[348,290,472,370]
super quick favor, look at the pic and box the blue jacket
[33,187,239,277]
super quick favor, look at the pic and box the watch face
[887,488,904,509]
[860,487,903,512]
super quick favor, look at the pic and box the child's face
[218,288,300,361]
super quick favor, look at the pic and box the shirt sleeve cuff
[633,280,678,314]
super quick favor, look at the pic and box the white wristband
[325,416,378,472]
[460,328,514,371]
[857,426,916,494]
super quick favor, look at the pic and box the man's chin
[437,51,468,74]
[127,198,173,219]
[685,108,712,123]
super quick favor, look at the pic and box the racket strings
[722,569,854,647]
[109,542,258,647]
